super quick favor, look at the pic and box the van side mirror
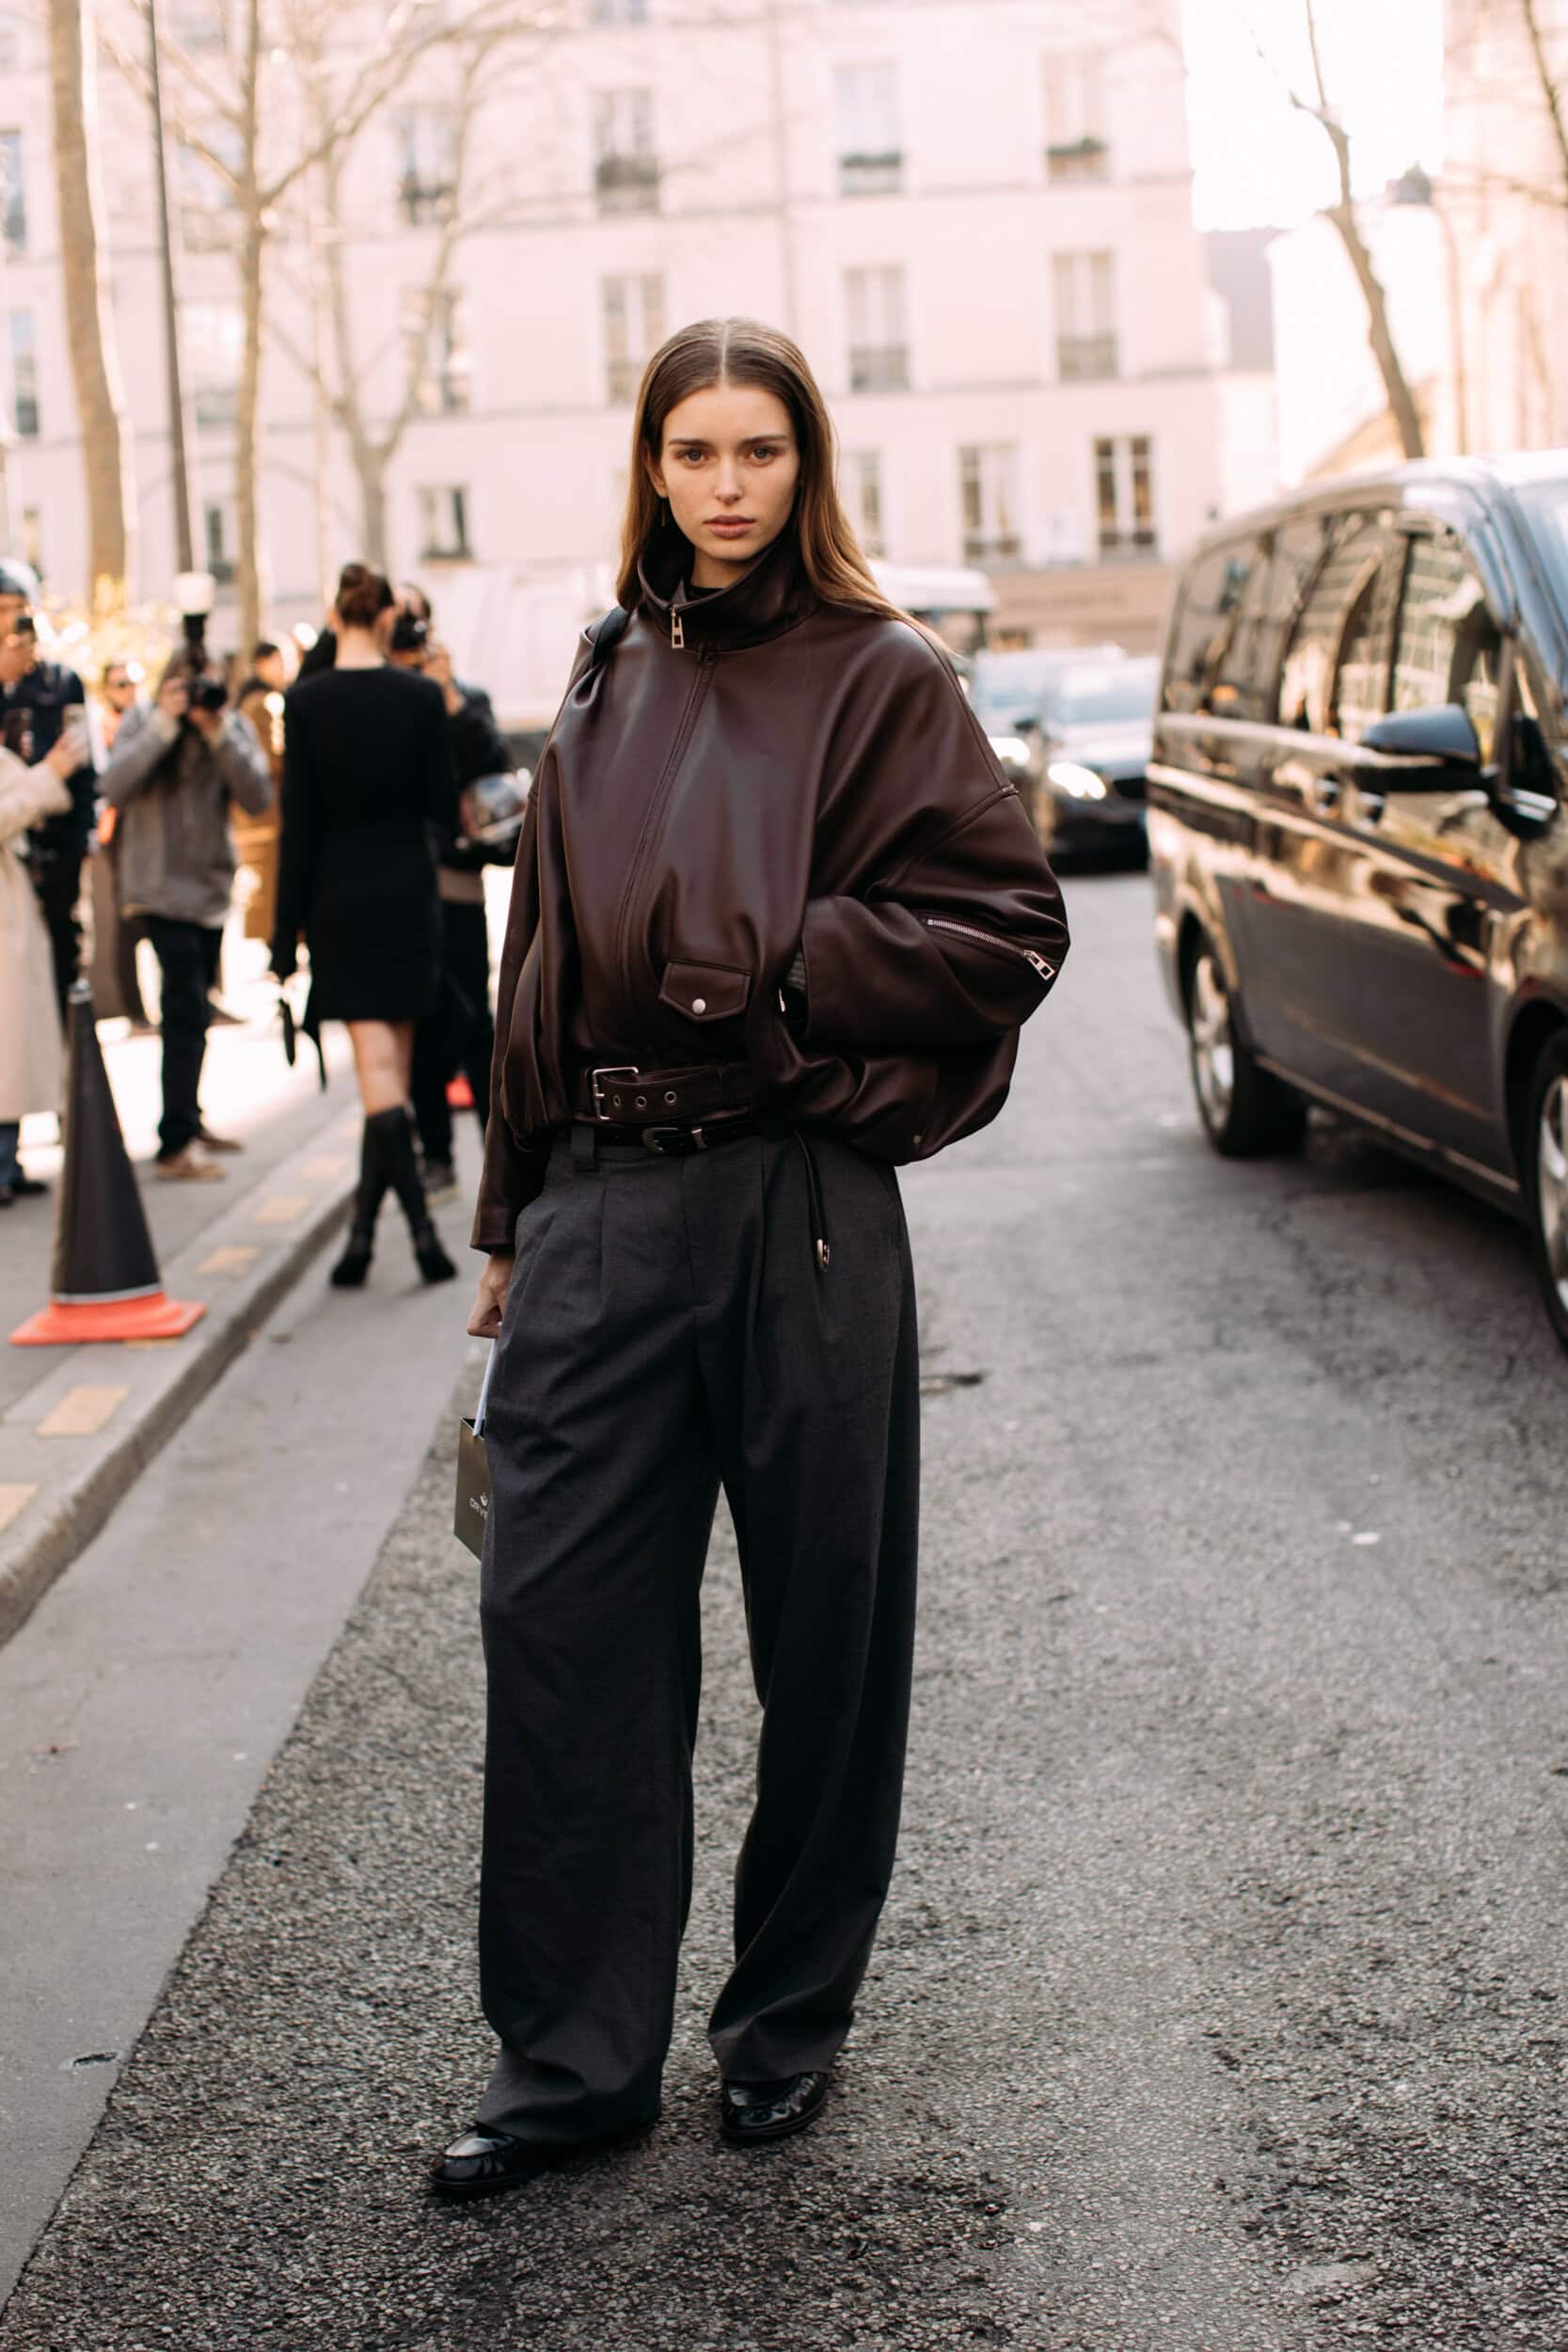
[1360,703,1481,769]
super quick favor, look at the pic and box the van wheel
[1186,937,1307,1157]
[1524,1031,1568,1355]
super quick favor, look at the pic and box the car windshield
[1515,480,1568,619]
[971,652,1099,727]
[1051,660,1158,729]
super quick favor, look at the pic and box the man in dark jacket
[103,654,272,1180]
[0,559,98,1016]
[391,585,516,1196]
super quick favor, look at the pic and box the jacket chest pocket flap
[658,959,752,1023]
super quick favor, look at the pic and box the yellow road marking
[198,1244,262,1276]
[253,1195,309,1227]
[0,1483,39,1534]
[38,1386,130,1438]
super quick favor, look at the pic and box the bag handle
[471,1342,498,1438]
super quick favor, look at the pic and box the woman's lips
[706,518,754,532]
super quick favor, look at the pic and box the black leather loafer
[720,2070,830,2147]
[429,2125,555,2201]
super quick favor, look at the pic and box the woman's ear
[643,450,667,501]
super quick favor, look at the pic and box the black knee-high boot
[371,1103,457,1284]
[329,1116,391,1289]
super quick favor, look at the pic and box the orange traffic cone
[10,983,206,1346]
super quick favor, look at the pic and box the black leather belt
[578,1060,755,1125]
[578,1114,760,1156]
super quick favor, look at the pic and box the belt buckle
[590,1064,640,1120]
[642,1125,705,1156]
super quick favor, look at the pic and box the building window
[0,130,25,256]
[394,106,457,226]
[21,505,40,577]
[185,301,243,429]
[404,286,471,415]
[1042,50,1108,181]
[843,450,885,558]
[418,485,471,561]
[959,443,1022,565]
[602,271,664,404]
[1094,435,1156,557]
[845,264,909,392]
[203,500,235,585]
[834,63,901,197]
[593,87,658,214]
[590,0,646,19]
[0,16,21,70]
[1053,251,1117,380]
[177,135,240,253]
[8,310,38,439]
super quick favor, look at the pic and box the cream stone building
[0,0,1233,718]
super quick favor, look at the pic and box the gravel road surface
[5,872,1566,2351]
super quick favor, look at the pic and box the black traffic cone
[10,982,206,1345]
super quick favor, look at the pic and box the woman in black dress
[271,562,457,1286]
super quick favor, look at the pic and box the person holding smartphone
[103,649,272,1180]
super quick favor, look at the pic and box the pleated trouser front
[474,1123,920,2145]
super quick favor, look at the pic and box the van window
[1163,543,1254,715]
[1391,532,1504,759]
[1279,515,1391,738]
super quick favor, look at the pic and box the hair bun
[336,562,394,630]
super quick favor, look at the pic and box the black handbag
[454,1343,496,1561]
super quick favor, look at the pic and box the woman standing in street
[434,319,1069,2198]
[0,721,80,1205]
[271,563,457,1287]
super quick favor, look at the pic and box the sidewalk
[0,939,364,1642]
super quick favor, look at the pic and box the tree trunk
[235,208,264,646]
[360,463,388,568]
[45,0,135,605]
[1327,203,1426,458]
[233,0,265,647]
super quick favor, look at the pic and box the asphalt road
[5,870,1568,2351]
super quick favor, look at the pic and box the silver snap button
[691,995,707,1014]
[911,1132,923,1145]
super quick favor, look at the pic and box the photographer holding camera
[103,648,272,1180]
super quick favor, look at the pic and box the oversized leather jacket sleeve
[795,633,1066,1049]
[474,781,549,1251]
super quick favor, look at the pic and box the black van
[1148,454,1568,1351]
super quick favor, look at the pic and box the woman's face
[648,382,800,588]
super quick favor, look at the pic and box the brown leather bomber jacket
[470,523,1070,1250]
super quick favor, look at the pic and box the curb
[0,1121,361,1649]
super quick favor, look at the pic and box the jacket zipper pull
[671,611,685,652]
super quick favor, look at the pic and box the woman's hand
[467,1250,515,1339]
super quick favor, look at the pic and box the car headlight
[987,734,1033,767]
[1046,760,1109,801]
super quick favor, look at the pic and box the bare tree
[1290,0,1425,459]
[109,0,512,644]
[46,0,135,605]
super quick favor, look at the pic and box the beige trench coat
[0,746,69,1123]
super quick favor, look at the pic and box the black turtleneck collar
[636,512,818,651]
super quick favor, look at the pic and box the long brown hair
[615,317,907,624]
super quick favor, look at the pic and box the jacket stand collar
[636,516,817,653]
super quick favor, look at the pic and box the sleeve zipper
[923,914,1056,983]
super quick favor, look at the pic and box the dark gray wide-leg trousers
[474,1123,920,2146]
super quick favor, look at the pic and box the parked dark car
[1148,454,1568,1351]
[1028,654,1158,864]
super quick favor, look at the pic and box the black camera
[389,611,428,655]
[190,675,229,714]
